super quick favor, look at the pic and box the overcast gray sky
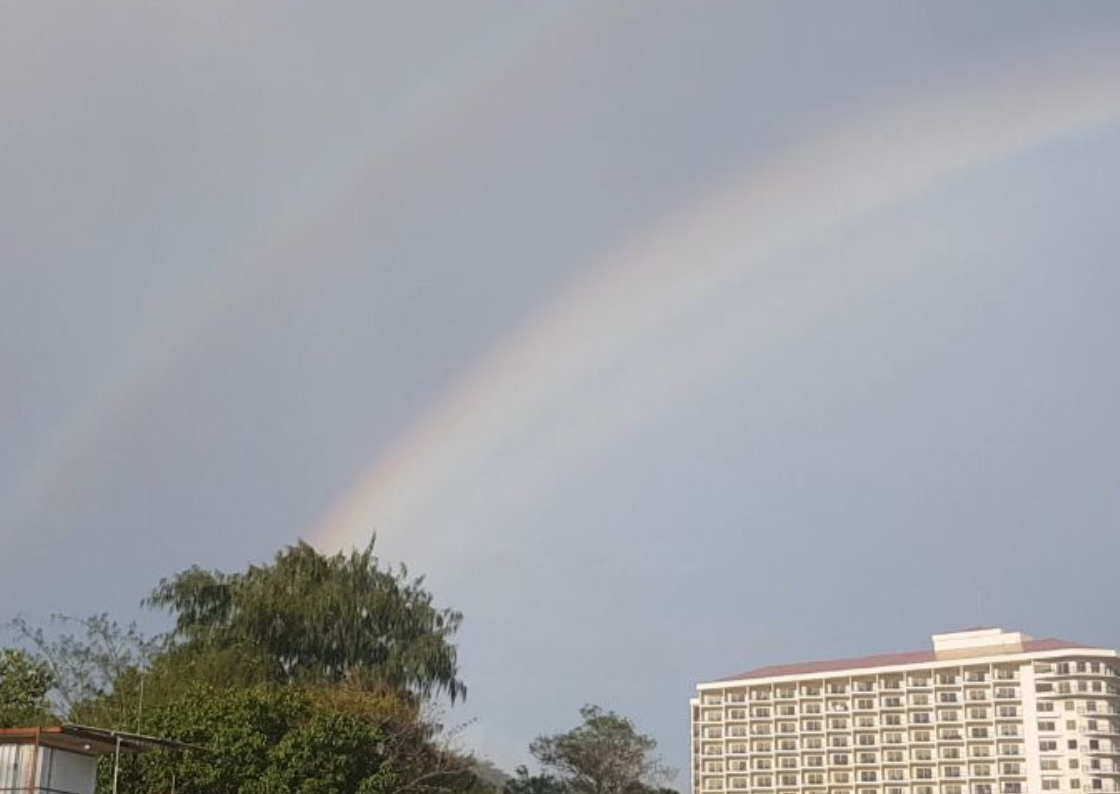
[3,1,1120,779]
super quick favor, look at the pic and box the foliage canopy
[524,705,674,794]
[0,647,53,728]
[146,539,466,702]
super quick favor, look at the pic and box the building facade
[691,629,1120,794]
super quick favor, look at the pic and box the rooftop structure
[0,725,200,794]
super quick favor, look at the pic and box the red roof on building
[717,638,1093,682]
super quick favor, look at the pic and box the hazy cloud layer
[3,1,1120,775]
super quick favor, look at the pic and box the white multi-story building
[691,629,1120,794]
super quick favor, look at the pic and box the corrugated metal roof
[0,725,204,756]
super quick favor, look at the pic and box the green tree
[7,614,164,726]
[0,648,54,727]
[504,766,569,794]
[145,539,465,702]
[109,683,479,794]
[528,706,675,794]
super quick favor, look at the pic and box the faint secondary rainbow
[312,37,1120,558]
[0,2,610,542]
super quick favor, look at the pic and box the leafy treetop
[145,539,466,702]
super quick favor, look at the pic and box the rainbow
[311,36,1120,561]
[0,3,600,541]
